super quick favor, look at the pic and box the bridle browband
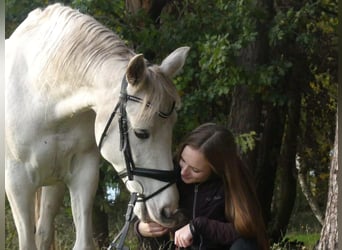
[98,75,178,249]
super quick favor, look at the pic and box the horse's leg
[36,183,66,250]
[5,161,37,250]
[67,151,100,250]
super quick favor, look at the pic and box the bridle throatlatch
[98,75,178,250]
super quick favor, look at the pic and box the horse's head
[96,47,190,228]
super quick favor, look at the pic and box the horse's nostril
[161,207,172,219]
[159,208,188,230]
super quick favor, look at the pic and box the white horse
[5,3,189,249]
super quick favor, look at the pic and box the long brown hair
[175,123,269,250]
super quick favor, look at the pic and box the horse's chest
[38,130,90,163]
[38,114,96,163]
[8,111,97,184]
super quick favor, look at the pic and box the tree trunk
[125,0,152,14]
[229,0,272,171]
[255,105,284,223]
[125,0,170,24]
[229,84,261,170]
[315,117,338,250]
[229,0,276,227]
[269,76,301,241]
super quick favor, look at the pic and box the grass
[285,232,320,249]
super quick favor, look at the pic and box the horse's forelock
[135,66,181,122]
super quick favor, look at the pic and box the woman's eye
[134,129,150,139]
[191,168,201,173]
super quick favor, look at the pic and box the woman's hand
[138,221,169,237]
[174,224,193,248]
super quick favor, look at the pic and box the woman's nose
[181,165,189,176]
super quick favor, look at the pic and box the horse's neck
[52,62,125,121]
[53,88,95,119]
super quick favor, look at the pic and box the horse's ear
[126,54,146,86]
[160,46,190,78]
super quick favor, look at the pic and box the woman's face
[179,145,213,184]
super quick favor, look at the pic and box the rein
[98,75,177,250]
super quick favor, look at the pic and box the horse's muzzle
[160,208,188,229]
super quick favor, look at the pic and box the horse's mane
[20,3,180,120]
[24,4,133,91]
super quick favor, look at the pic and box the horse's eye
[134,129,150,139]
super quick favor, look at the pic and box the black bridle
[98,75,178,250]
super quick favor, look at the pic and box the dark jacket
[135,174,240,250]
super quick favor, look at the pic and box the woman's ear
[126,54,147,86]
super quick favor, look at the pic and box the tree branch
[296,157,324,225]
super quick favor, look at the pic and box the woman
[135,123,269,250]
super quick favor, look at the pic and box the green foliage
[235,131,257,154]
